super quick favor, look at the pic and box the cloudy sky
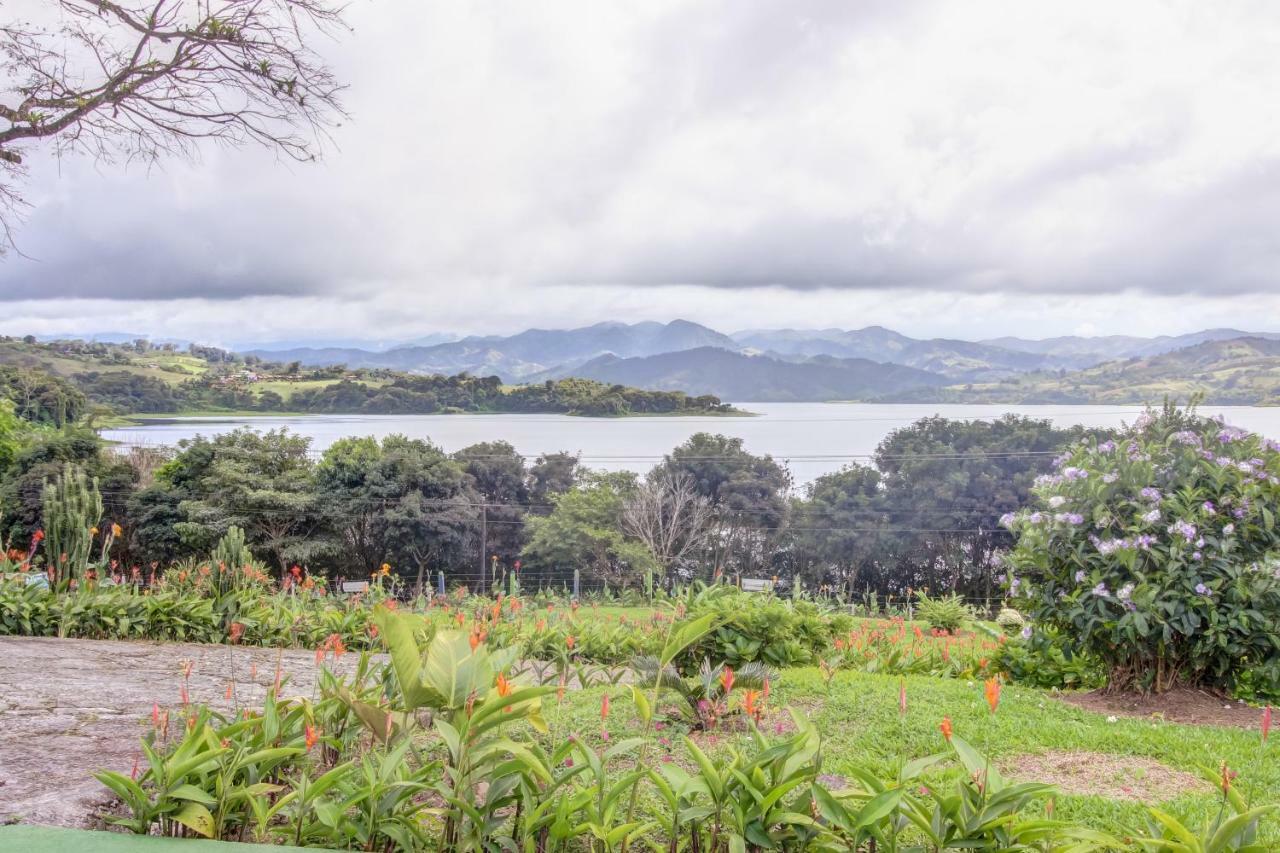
[4,0,1280,346]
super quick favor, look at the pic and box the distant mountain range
[234,320,1280,404]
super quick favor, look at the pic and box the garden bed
[1060,686,1262,728]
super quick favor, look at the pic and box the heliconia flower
[152,702,161,728]
[600,693,610,720]
[130,755,140,780]
[305,724,319,751]
[1221,761,1236,794]
[940,717,953,741]
[720,667,735,694]
[225,682,233,700]
[743,689,763,722]
[495,672,513,697]
[1263,706,1273,743]
[898,680,907,716]
[469,631,481,651]
[565,635,576,650]
[111,523,123,538]
[984,677,1001,714]
[762,678,770,702]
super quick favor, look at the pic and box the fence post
[437,570,445,598]
[572,568,580,600]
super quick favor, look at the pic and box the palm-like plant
[633,655,774,730]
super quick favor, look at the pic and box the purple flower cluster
[1135,534,1157,550]
[1096,537,1132,555]
[1217,426,1249,444]
[1168,520,1197,542]
[1194,582,1212,596]
[1172,430,1202,447]
[1098,440,1117,453]
[1140,487,1162,502]
[1054,512,1085,525]
[1142,509,1161,523]
[1062,467,1089,481]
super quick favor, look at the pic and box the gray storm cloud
[2,0,1280,334]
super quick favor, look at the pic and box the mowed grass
[541,667,1280,842]
[0,341,209,384]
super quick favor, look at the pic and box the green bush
[678,583,852,669]
[915,591,975,632]
[1004,403,1280,697]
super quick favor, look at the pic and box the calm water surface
[101,403,1280,485]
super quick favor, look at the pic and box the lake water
[101,403,1280,486]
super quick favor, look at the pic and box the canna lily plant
[334,604,556,851]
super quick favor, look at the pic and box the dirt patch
[1004,750,1209,801]
[1059,687,1263,729]
[0,636,363,829]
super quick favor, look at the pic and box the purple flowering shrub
[1002,403,1280,697]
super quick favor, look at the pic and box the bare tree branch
[0,0,349,248]
[622,471,716,580]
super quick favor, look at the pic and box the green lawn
[545,667,1278,843]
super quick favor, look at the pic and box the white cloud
[3,0,1280,340]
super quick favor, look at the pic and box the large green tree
[172,429,321,575]
[315,434,477,588]
[656,433,792,577]
[872,415,1113,598]
[788,463,888,595]
[455,441,529,569]
[522,472,656,590]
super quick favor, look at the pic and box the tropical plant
[41,462,103,585]
[914,590,975,633]
[633,655,773,730]
[1005,402,1280,696]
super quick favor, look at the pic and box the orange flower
[495,672,513,697]
[1263,706,1273,744]
[305,724,319,751]
[600,693,610,720]
[228,622,245,644]
[898,679,907,716]
[719,667,735,694]
[111,522,123,538]
[743,688,763,722]
[940,717,953,741]
[469,631,481,651]
[565,635,576,650]
[984,677,1001,714]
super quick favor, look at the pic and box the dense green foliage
[1005,403,1280,697]
[0,338,734,418]
[91,607,1280,850]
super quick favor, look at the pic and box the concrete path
[0,637,358,829]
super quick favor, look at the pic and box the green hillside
[885,337,1280,405]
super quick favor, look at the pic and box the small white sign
[341,581,369,594]
[741,578,772,593]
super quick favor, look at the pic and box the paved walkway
[0,637,358,828]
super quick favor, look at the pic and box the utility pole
[479,504,487,593]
